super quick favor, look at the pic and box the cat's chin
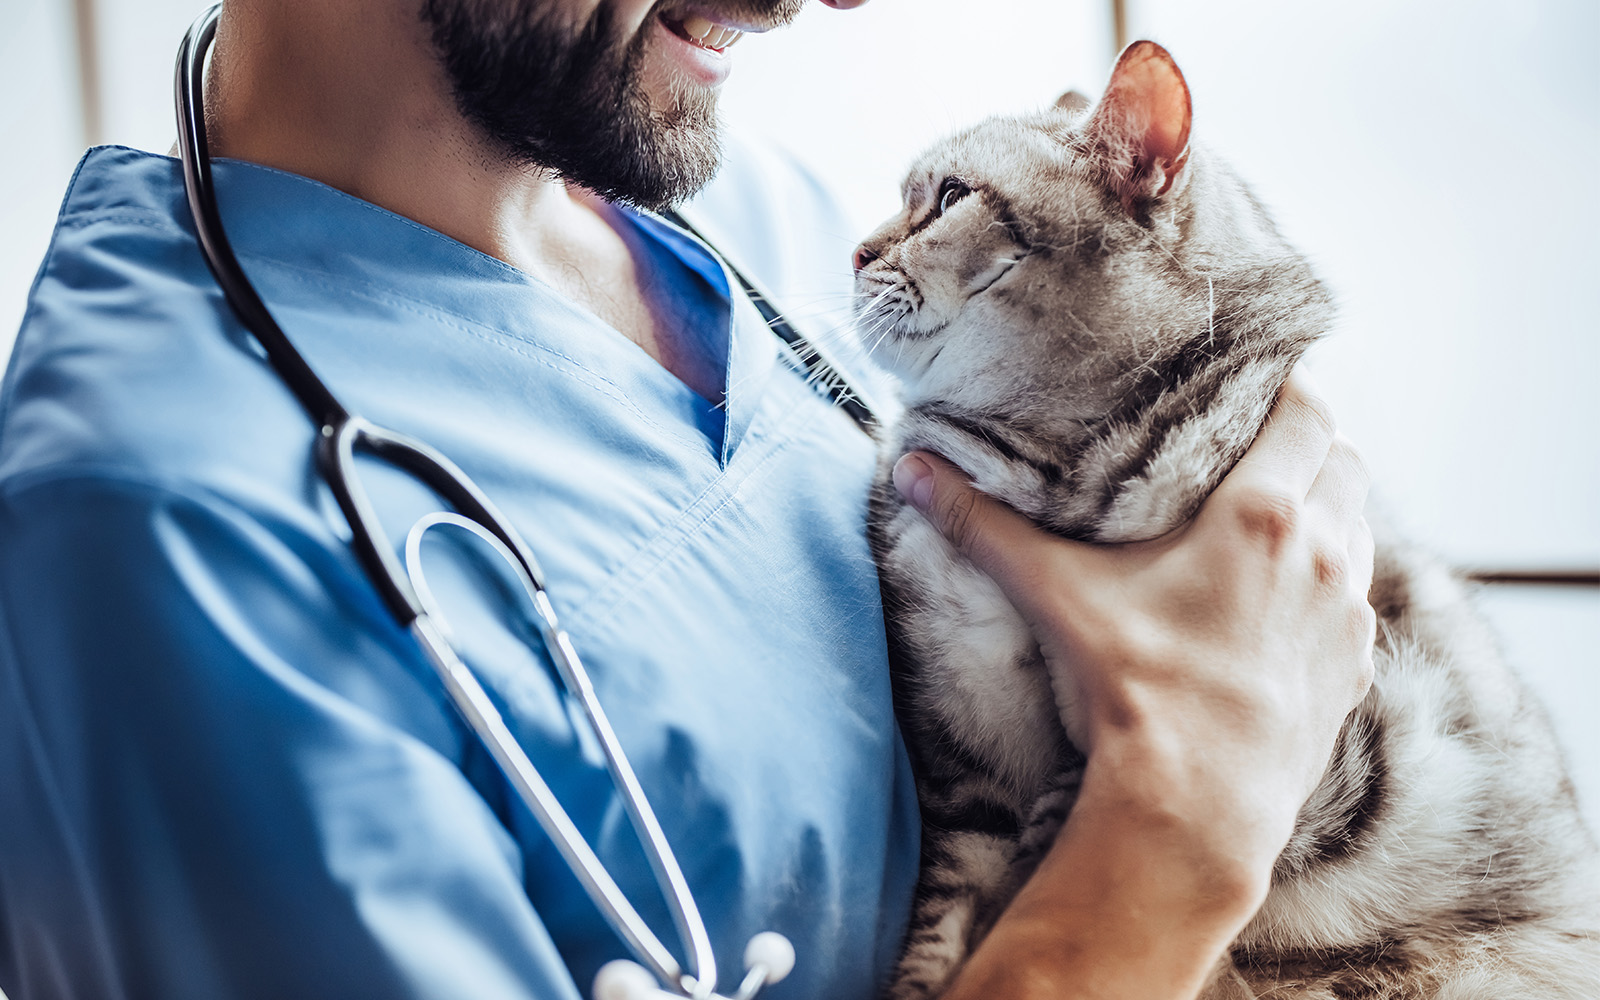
[865,339,946,391]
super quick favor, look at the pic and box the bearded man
[0,2,1375,998]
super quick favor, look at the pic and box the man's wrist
[942,750,1273,1000]
[1080,724,1300,889]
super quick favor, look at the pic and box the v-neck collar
[626,208,777,468]
[83,147,784,472]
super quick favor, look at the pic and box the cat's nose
[853,244,879,273]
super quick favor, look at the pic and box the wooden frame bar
[71,0,103,148]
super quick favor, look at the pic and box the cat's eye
[937,178,972,216]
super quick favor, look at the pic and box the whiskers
[852,279,914,353]
[719,283,892,427]
[1207,274,1217,348]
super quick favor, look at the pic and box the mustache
[651,0,809,31]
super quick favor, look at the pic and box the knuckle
[1354,599,1377,643]
[1351,544,1376,594]
[1233,490,1303,549]
[1354,514,1375,549]
[1356,650,1377,697]
[1293,391,1338,441]
[1350,604,1378,693]
[1313,546,1350,590]
[941,487,983,555]
[1330,436,1371,488]
[1087,616,1170,688]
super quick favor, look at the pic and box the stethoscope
[173,6,875,999]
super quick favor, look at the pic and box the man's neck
[207,1,613,285]
[204,0,726,403]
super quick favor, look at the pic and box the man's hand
[891,368,1376,999]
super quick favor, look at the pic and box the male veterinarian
[0,1,1375,997]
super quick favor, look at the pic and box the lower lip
[655,16,735,87]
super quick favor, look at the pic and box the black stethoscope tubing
[172,6,870,997]
[174,11,875,629]
[175,8,523,630]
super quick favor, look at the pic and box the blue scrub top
[0,144,919,999]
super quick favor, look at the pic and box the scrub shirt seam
[235,251,624,379]
[55,212,177,233]
[564,394,827,635]
[220,229,741,437]
[0,153,96,459]
[38,204,705,452]
[213,155,545,285]
[87,146,545,287]
[39,205,630,400]
[228,254,710,453]
[565,430,782,631]
[0,447,808,671]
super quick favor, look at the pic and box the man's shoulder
[0,147,312,507]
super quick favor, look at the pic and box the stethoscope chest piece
[595,932,796,1000]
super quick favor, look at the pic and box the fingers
[1301,431,1374,592]
[893,453,1085,620]
[1299,428,1377,710]
[1304,430,1374,608]
[1215,367,1337,507]
[1349,516,1376,608]
[1349,517,1379,698]
[1306,433,1371,527]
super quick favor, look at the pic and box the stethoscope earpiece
[593,959,665,1000]
[743,932,797,986]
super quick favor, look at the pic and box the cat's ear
[1084,40,1193,212]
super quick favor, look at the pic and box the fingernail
[893,454,934,511]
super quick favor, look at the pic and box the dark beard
[418,2,752,210]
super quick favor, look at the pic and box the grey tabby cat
[857,41,1600,1000]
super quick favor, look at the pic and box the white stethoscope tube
[175,5,801,993]
[404,514,794,1000]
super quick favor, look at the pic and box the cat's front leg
[887,765,1082,1000]
[886,825,1026,1000]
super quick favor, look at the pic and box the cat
[857,40,1600,1000]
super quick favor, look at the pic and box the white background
[1,0,1596,866]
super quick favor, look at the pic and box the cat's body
[859,42,1600,999]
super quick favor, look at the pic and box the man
[0,1,1374,997]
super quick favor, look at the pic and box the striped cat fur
[858,41,1600,1000]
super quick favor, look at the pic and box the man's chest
[547,212,732,406]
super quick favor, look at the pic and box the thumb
[893,452,1084,621]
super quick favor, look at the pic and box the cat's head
[852,41,1326,433]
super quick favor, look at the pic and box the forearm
[941,741,1273,1000]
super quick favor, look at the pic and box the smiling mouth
[660,12,747,52]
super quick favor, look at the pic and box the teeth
[678,14,743,50]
